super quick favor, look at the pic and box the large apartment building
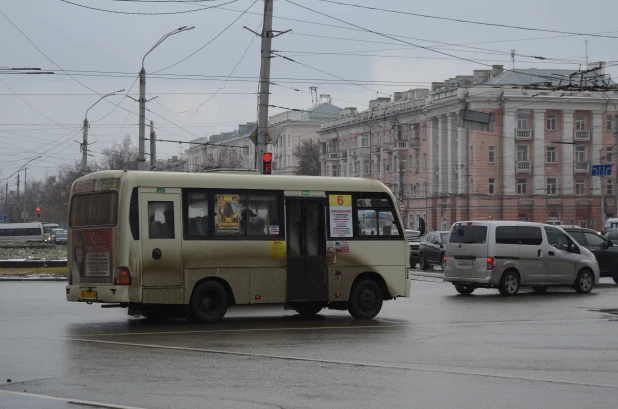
[319,63,617,232]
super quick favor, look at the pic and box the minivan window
[449,224,488,244]
[496,226,518,244]
[544,226,571,251]
[518,226,543,245]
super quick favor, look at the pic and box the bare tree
[293,139,320,176]
[202,147,243,170]
[100,134,138,170]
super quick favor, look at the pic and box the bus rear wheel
[291,303,323,316]
[348,279,383,320]
[190,281,229,323]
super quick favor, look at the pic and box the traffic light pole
[256,0,274,174]
[22,166,27,222]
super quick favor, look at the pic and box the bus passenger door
[140,191,183,287]
[286,198,327,301]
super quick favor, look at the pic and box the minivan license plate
[456,259,474,266]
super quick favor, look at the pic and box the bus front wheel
[190,281,229,323]
[348,279,383,319]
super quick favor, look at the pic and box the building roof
[301,103,341,122]
[484,68,613,86]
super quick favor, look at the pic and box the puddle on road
[591,309,618,319]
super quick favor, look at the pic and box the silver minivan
[444,221,600,296]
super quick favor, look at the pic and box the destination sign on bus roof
[73,178,120,193]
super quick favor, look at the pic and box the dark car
[562,226,618,284]
[406,229,422,268]
[418,231,449,271]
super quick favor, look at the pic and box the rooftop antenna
[320,94,331,104]
[511,49,515,69]
[585,40,589,65]
[309,86,318,106]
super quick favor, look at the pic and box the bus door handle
[538,249,542,258]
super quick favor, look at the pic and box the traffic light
[262,152,272,175]
[36,207,41,218]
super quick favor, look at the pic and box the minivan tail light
[487,257,495,270]
[113,268,132,285]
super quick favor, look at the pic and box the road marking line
[62,337,618,390]
[69,317,611,338]
[0,389,147,409]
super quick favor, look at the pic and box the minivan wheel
[574,269,594,294]
[498,271,520,296]
[531,286,548,294]
[419,253,429,270]
[454,283,475,295]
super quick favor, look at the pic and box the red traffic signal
[262,152,272,174]
[36,207,41,218]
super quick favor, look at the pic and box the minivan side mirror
[600,241,609,250]
[569,244,581,254]
[608,240,614,247]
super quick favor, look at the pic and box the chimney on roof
[473,70,492,84]
[393,92,403,101]
[491,65,504,78]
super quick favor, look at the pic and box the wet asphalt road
[2,273,618,409]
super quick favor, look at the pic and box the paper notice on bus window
[216,194,240,233]
[71,228,112,278]
[328,194,353,238]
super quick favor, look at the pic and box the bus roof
[72,170,393,195]
[0,222,43,229]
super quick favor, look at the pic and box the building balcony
[357,147,371,156]
[393,141,408,150]
[574,130,590,141]
[574,161,590,174]
[516,161,532,174]
[515,129,533,140]
[327,153,339,161]
[409,137,420,149]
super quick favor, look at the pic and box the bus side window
[149,202,175,239]
[355,193,402,238]
[186,192,209,238]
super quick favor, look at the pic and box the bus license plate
[81,291,97,300]
[456,260,474,266]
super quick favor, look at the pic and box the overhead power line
[311,0,618,39]
[58,0,239,15]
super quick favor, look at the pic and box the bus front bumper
[66,285,135,303]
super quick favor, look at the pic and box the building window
[423,182,427,197]
[546,178,557,195]
[470,146,474,164]
[408,155,413,170]
[332,166,338,177]
[517,146,529,162]
[575,145,586,163]
[363,162,369,175]
[546,114,556,130]
[423,153,427,169]
[576,115,586,131]
[415,153,420,171]
[488,178,495,195]
[608,180,614,196]
[359,134,370,147]
[608,115,614,131]
[546,147,556,163]
[488,146,495,163]
[517,178,527,195]
[607,147,613,163]
[416,183,420,198]
[575,179,585,195]
[517,114,528,129]
[423,124,427,140]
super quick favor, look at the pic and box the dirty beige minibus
[66,170,410,322]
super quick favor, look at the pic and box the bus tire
[348,279,383,320]
[190,281,229,323]
[292,303,323,316]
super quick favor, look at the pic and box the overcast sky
[1,0,617,183]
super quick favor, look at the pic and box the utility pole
[16,172,19,222]
[600,148,606,226]
[615,114,618,218]
[150,120,157,170]
[22,167,27,222]
[138,67,147,171]
[256,0,275,174]
[82,118,89,174]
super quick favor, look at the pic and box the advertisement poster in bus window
[216,194,240,233]
[328,194,353,238]
[71,228,112,279]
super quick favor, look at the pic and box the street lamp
[8,156,42,222]
[81,89,125,174]
[138,26,195,171]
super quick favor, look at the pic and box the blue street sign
[0,215,7,222]
[592,164,612,176]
